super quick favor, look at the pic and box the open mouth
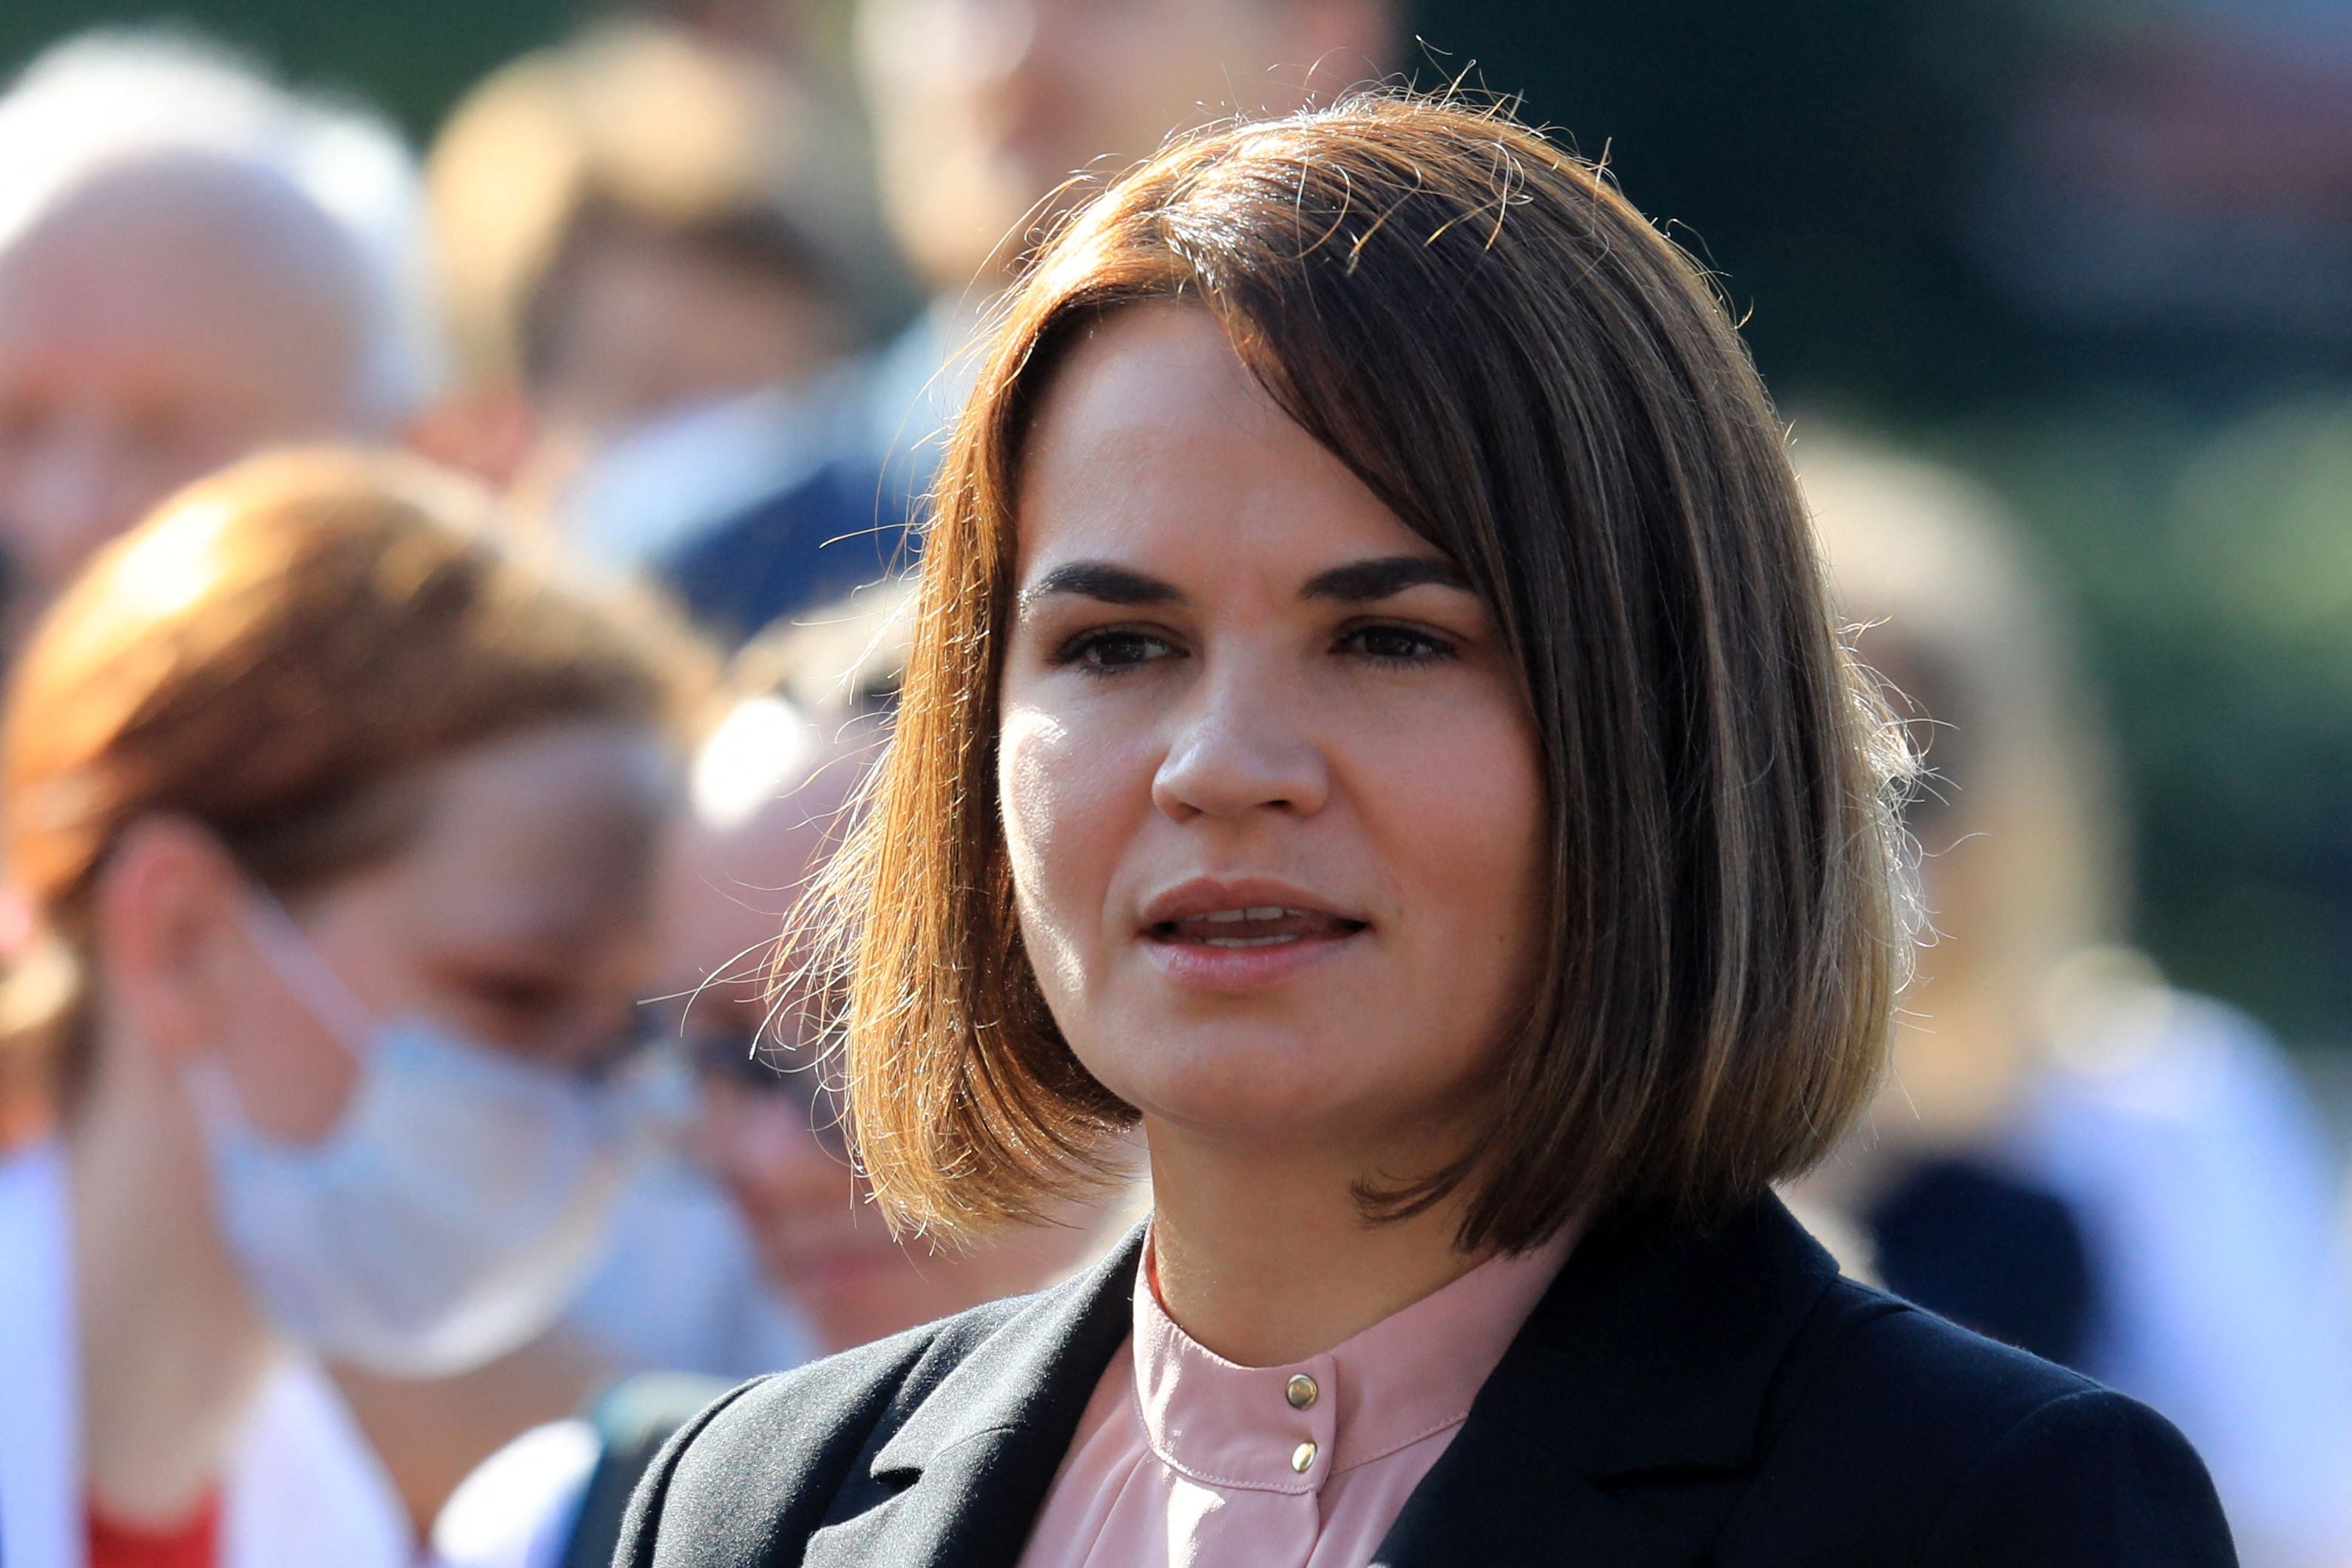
[1145,907,1369,948]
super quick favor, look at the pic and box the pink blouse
[1017,1226,1578,1568]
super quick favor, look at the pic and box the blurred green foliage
[1410,0,2047,410]
[0,0,578,137]
[4,0,2348,1040]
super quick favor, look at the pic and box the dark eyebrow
[1016,561,1185,618]
[1300,555,1472,603]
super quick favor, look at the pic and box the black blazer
[615,1194,2234,1566]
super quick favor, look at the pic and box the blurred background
[0,1,2347,1565]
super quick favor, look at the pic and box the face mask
[187,892,667,1376]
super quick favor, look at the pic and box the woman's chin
[766,1245,925,1342]
[1094,1042,1391,1143]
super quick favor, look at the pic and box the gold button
[1285,1373,1318,1410]
[1291,1440,1318,1473]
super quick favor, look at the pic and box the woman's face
[214,720,674,1142]
[660,771,1105,1353]
[998,303,1547,1166]
[696,1062,1103,1354]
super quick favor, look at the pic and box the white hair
[0,29,442,425]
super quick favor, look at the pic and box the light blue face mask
[186,892,679,1376]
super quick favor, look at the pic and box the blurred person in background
[529,589,937,1396]
[850,0,1399,490]
[0,31,438,654]
[431,585,1137,1568]
[0,450,700,1568]
[357,40,912,1499]
[1796,433,2352,1567]
[641,0,861,72]
[425,21,908,645]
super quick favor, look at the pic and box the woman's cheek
[1000,703,1128,1012]
[1381,688,1547,967]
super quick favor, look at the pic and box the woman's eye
[464,973,570,1027]
[1338,624,1457,663]
[1055,628,1179,673]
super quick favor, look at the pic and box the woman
[434,626,1138,1568]
[0,449,697,1568]
[664,682,1134,1359]
[616,97,2233,1565]
[1795,433,2352,1564]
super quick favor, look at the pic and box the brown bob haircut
[0,447,704,1133]
[806,93,1909,1250]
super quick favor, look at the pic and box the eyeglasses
[672,1016,854,1154]
[680,1021,783,1085]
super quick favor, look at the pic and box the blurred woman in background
[433,587,1137,1568]
[1797,433,2352,1568]
[0,450,699,1568]
[666,592,1133,1358]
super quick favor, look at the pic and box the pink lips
[1138,877,1368,993]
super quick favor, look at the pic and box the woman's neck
[70,1024,276,1527]
[1141,1123,1491,1368]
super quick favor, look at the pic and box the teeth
[1197,905,1298,922]
[1203,934,1300,947]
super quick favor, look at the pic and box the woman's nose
[1149,665,1330,822]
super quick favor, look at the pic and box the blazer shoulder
[1801,1275,2105,1426]
[1735,1278,2234,1565]
[612,1294,1036,1567]
[729,1288,1042,1435]
[1919,1383,2237,1567]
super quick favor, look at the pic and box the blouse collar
[1130,1222,1577,1496]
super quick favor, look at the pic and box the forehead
[0,157,365,374]
[1015,303,1427,575]
[654,806,814,999]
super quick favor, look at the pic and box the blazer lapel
[1370,1419,1703,1568]
[1373,1194,1842,1568]
[803,1226,1143,1568]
